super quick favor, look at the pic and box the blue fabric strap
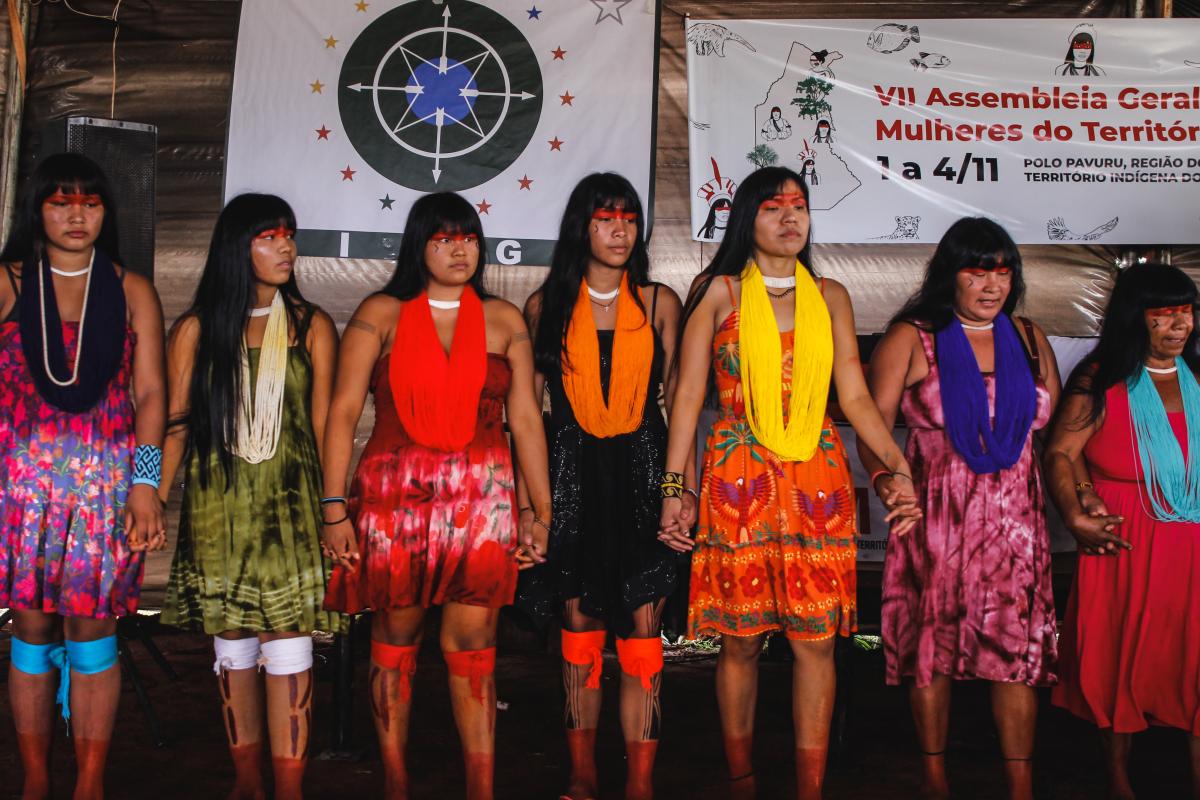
[10,636,118,722]
[10,638,58,675]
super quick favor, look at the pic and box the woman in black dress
[516,173,684,800]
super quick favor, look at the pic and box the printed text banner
[687,18,1200,245]
[226,0,658,263]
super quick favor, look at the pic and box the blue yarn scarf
[1126,360,1200,522]
[935,314,1037,474]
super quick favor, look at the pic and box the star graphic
[590,0,632,24]
[527,5,541,19]
[559,91,575,106]
[380,194,395,210]
[548,137,563,151]
[476,199,492,215]
[354,0,369,11]
[315,125,331,140]
[551,46,566,61]
[518,175,534,190]
[340,165,356,181]
[324,35,338,49]
[310,79,325,94]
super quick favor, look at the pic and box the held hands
[125,484,167,552]
[516,503,551,569]
[872,473,922,537]
[320,504,361,570]
[1070,487,1129,556]
[657,490,697,553]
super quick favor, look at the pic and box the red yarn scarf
[390,287,487,451]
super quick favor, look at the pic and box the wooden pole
[0,0,29,247]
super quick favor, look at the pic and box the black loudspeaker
[31,117,157,278]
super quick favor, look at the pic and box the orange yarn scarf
[390,287,487,451]
[562,274,653,438]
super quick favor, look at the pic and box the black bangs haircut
[679,166,813,338]
[1067,263,1200,425]
[182,193,312,489]
[380,191,490,301]
[0,152,123,268]
[532,172,650,376]
[892,216,1025,332]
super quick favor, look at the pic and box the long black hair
[0,152,122,269]
[1063,31,1096,67]
[532,172,650,376]
[891,216,1024,332]
[679,166,813,336]
[1067,263,1200,424]
[379,192,490,301]
[182,193,312,489]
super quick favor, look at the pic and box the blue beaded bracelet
[131,444,163,489]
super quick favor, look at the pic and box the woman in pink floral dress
[0,154,167,799]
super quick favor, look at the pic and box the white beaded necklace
[40,249,95,387]
[248,304,272,318]
[587,286,620,301]
[761,274,797,289]
[50,265,92,278]
[961,321,995,331]
[1145,364,1179,375]
[428,298,461,310]
[231,290,288,464]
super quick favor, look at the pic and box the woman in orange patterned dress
[659,167,919,800]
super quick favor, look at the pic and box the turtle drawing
[867,23,920,54]
[687,23,756,57]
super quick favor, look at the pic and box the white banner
[226,0,659,263]
[687,18,1200,245]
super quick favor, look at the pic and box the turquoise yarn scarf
[1127,358,1200,522]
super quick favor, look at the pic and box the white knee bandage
[213,636,261,674]
[258,637,314,676]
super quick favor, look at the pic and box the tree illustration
[746,144,779,169]
[791,77,833,119]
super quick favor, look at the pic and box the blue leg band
[65,636,119,675]
[11,638,60,675]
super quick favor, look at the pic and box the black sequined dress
[515,297,677,638]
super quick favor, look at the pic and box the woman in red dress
[1046,264,1200,799]
[319,192,551,800]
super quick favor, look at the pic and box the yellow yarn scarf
[738,261,833,462]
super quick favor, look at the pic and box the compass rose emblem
[339,0,543,192]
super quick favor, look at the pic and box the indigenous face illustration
[770,106,782,120]
[588,202,637,270]
[41,186,104,255]
[250,224,297,287]
[802,159,816,174]
[815,120,831,138]
[1144,303,1195,360]
[424,227,480,287]
[954,258,1013,323]
[712,197,732,227]
[752,179,809,260]
[1070,32,1094,65]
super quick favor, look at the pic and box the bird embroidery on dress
[709,471,778,543]
[792,486,854,539]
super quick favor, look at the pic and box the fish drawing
[910,52,951,71]
[867,23,920,54]
[1186,60,1200,68]
[1046,216,1118,241]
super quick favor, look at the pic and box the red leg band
[615,637,663,693]
[371,641,419,704]
[561,629,606,691]
[444,647,496,704]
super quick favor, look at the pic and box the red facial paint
[961,265,1013,277]
[592,208,637,222]
[759,192,807,211]
[253,225,294,241]
[430,232,479,243]
[1147,304,1193,316]
[44,190,103,207]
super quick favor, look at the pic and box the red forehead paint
[1146,304,1193,316]
[592,208,637,222]
[961,265,1013,276]
[430,232,479,243]
[45,190,103,206]
[1072,40,1093,49]
[759,192,807,211]
[253,225,295,241]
